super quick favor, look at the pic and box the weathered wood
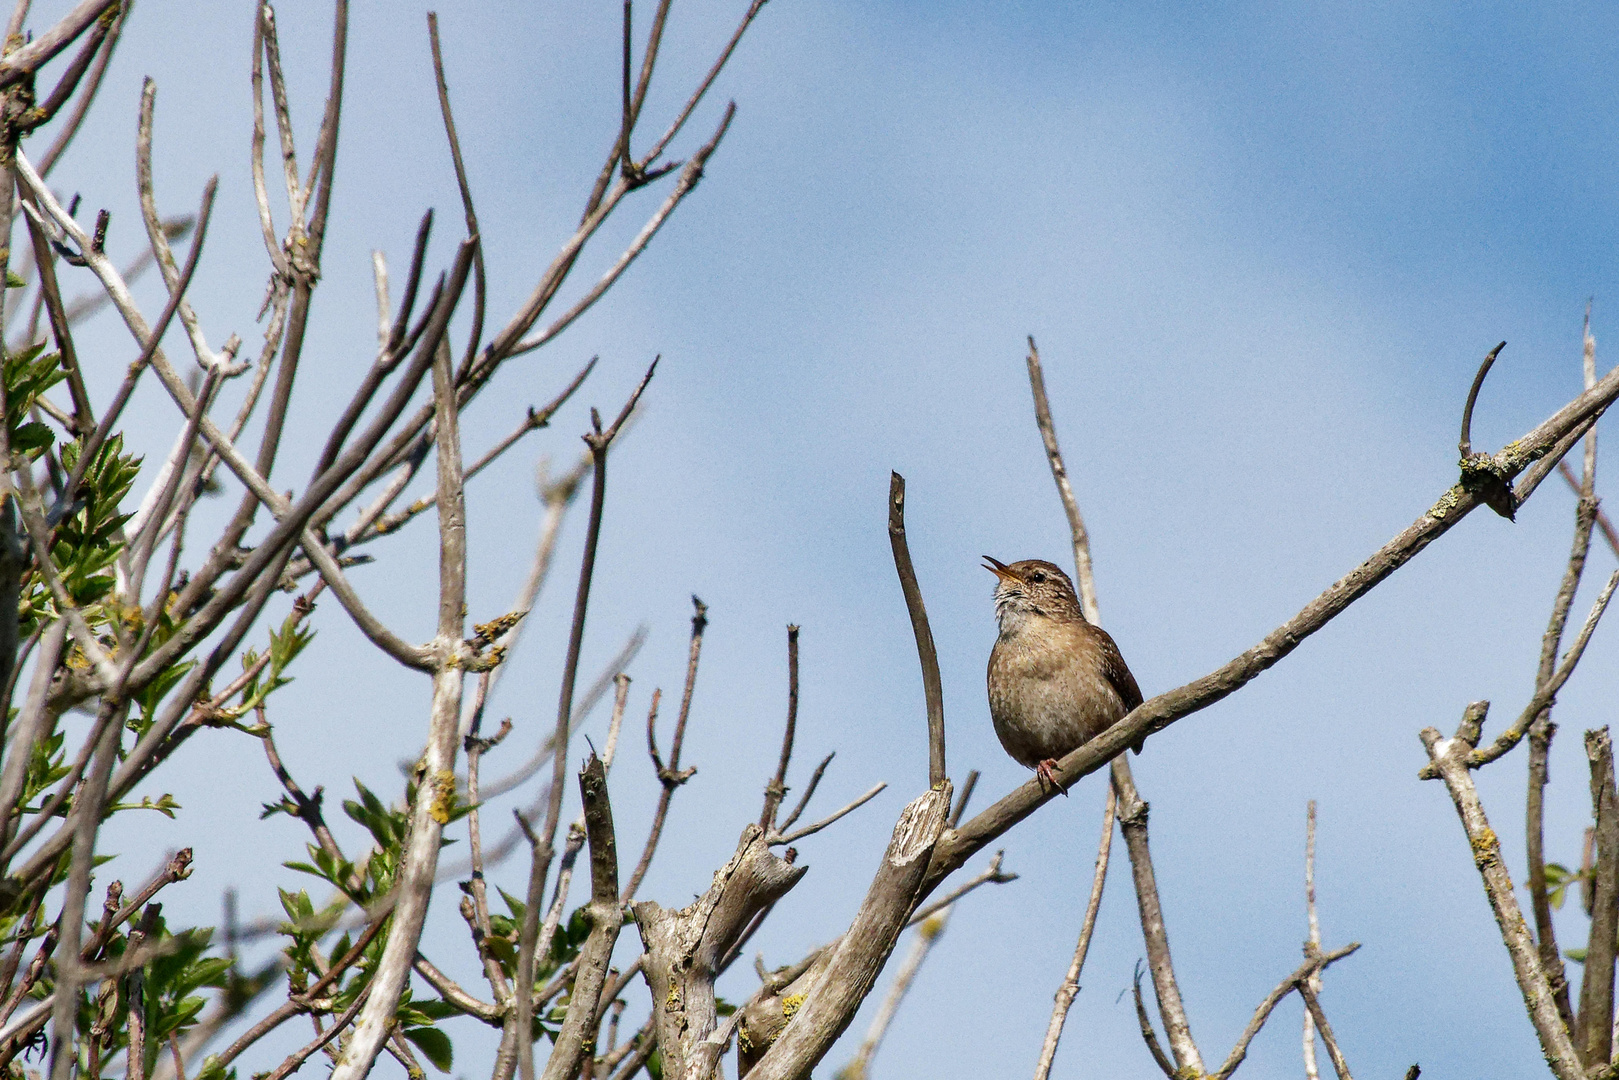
[635,825,805,1080]
[746,784,952,1080]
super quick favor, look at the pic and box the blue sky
[34,1,1619,1077]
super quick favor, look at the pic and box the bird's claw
[1036,759,1069,796]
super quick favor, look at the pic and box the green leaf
[1568,947,1589,963]
[403,1027,454,1072]
[194,1055,235,1080]
[498,888,527,923]
[5,270,24,288]
[12,421,52,454]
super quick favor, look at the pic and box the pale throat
[993,594,1051,639]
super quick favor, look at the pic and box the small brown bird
[984,557,1143,790]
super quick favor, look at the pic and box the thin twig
[1462,568,1619,769]
[761,624,800,829]
[1560,461,1619,556]
[779,752,834,833]
[1297,983,1354,1080]
[1582,729,1619,1060]
[621,593,708,901]
[263,985,371,1080]
[426,11,485,374]
[1211,943,1362,1080]
[905,851,1016,929]
[887,472,946,787]
[1132,962,1176,1079]
[1303,800,1323,1080]
[1460,342,1508,459]
[1033,783,1116,1080]
[773,783,887,846]
[1025,337,1101,622]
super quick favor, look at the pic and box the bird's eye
[1029,571,1045,583]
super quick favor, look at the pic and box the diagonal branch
[1459,567,1619,770]
[1212,943,1360,1080]
[0,0,117,89]
[771,783,886,846]
[746,785,953,1080]
[926,356,1619,898]
[1420,703,1583,1080]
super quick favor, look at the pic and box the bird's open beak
[982,555,1018,583]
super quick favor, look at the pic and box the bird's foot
[1036,759,1069,796]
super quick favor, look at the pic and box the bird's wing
[1096,627,1144,711]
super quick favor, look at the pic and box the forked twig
[772,782,887,846]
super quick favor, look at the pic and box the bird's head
[982,557,1084,626]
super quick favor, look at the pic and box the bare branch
[426,11,485,374]
[887,472,946,787]
[1582,729,1619,1061]
[773,783,887,846]
[1420,703,1583,1079]
[905,850,1015,929]
[1460,341,1508,459]
[928,356,1619,897]
[779,752,834,833]
[1112,759,1203,1076]
[1033,783,1115,1080]
[636,825,806,1080]
[747,785,953,1080]
[509,108,735,358]
[1297,983,1354,1080]
[761,624,800,829]
[1025,336,1101,622]
[1303,800,1323,1080]
[1560,461,1619,556]
[1131,963,1176,1079]
[1212,943,1361,1080]
[36,0,124,176]
[638,0,765,167]
[622,594,708,902]
[1461,567,1619,770]
[538,755,623,1080]
[0,0,117,89]
[264,985,371,1080]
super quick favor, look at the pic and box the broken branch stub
[634,824,805,1080]
[746,783,953,1080]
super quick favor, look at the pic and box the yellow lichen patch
[1428,485,1464,521]
[781,993,805,1019]
[429,770,457,824]
[475,611,526,645]
[465,645,507,673]
[666,983,682,1010]
[1471,827,1499,868]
